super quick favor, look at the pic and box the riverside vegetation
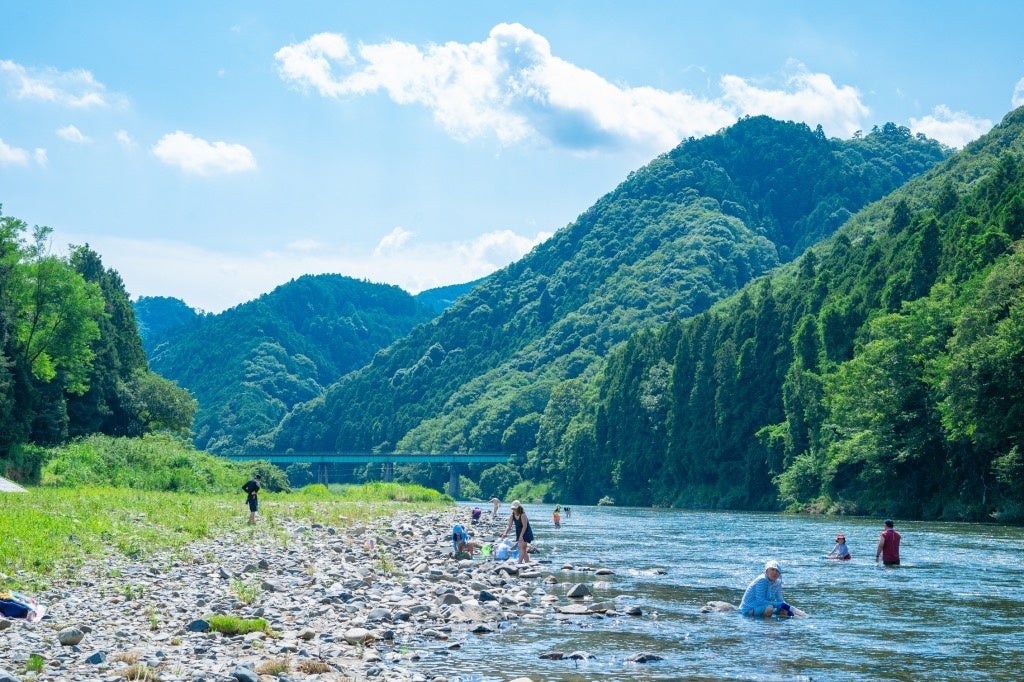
[0,435,450,592]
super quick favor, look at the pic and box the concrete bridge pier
[382,461,394,482]
[449,463,460,499]
[317,462,329,485]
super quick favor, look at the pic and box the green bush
[38,434,285,494]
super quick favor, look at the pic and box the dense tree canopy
[0,212,194,481]
[571,107,1024,521]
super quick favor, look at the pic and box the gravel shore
[0,507,599,682]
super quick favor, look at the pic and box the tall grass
[39,433,251,492]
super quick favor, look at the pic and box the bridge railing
[223,452,514,464]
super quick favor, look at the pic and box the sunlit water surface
[388,505,1023,681]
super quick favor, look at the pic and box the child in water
[827,533,851,560]
[553,505,562,529]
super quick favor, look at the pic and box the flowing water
[401,504,1023,681]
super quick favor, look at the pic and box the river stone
[627,652,664,663]
[566,583,592,598]
[84,651,107,664]
[0,670,16,682]
[231,665,259,682]
[700,600,737,613]
[57,626,84,645]
[343,627,375,644]
[557,603,590,615]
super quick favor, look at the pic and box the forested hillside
[137,274,437,454]
[562,106,1024,521]
[274,116,949,495]
[414,278,484,313]
[0,216,195,481]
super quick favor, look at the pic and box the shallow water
[402,505,1024,681]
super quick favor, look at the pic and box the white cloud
[0,59,122,108]
[374,226,414,255]
[276,24,871,153]
[909,105,992,149]
[115,129,136,149]
[60,227,550,313]
[34,148,48,166]
[152,131,257,175]
[0,137,30,165]
[56,124,90,143]
[720,61,870,137]
[1013,77,1024,109]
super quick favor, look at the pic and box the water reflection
[419,505,1024,681]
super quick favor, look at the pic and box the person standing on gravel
[242,474,261,524]
[501,500,533,564]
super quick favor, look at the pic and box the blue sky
[2,1,1023,313]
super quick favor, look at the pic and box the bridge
[224,452,514,497]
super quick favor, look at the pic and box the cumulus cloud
[1013,77,1024,109]
[909,105,992,149]
[0,59,122,108]
[276,24,871,153]
[34,148,48,166]
[56,124,90,143]
[374,226,414,255]
[152,131,257,175]
[721,61,870,138]
[0,137,30,165]
[60,227,551,313]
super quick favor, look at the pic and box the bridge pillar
[317,462,329,485]
[382,462,393,482]
[449,463,460,499]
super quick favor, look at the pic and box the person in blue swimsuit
[739,560,795,618]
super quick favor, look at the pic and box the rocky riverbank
[0,508,642,682]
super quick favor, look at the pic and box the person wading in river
[876,519,901,566]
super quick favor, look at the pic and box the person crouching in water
[739,560,796,618]
[501,500,534,564]
[827,533,852,560]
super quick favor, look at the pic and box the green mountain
[273,116,949,494]
[415,278,485,313]
[138,274,437,454]
[134,295,200,355]
[562,106,1024,521]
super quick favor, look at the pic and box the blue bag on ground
[0,591,46,621]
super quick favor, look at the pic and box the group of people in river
[440,495,903,621]
[741,518,902,618]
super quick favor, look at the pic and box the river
[409,504,1024,681]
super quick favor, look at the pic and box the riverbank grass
[1,435,452,591]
